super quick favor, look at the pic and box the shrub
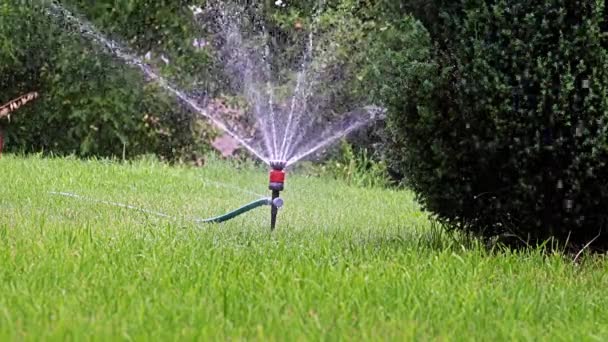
[379,0,608,249]
[361,16,440,180]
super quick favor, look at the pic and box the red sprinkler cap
[269,169,286,183]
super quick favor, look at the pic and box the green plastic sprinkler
[269,161,286,231]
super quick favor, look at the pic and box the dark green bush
[378,0,608,249]
[361,15,439,179]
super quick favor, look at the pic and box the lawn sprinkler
[269,160,287,231]
[50,161,288,231]
[194,161,287,230]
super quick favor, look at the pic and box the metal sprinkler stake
[268,161,286,230]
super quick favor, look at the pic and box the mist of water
[44,1,269,164]
[43,1,385,167]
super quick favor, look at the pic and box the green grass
[0,155,607,341]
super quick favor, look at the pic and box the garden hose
[194,197,277,224]
[50,191,282,226]
[50,162,288,230]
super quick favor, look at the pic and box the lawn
[0,155,606,340]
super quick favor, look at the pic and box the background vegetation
[0,0,402,161]
[2,0,608,249]
[0,1,215,160]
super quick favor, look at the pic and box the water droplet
[192,38,207,49]
[189,5,203,16]
[160,55,170,65]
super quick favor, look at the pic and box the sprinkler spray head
[270,160,286,171]
[268,160,286,230]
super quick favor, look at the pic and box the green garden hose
[50,191,278,224]
[194,198,272,223]
[50,163,288,229]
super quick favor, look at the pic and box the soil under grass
[0,155,606,340]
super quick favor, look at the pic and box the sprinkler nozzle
[270,160,286,171]
[268,162,286,231]
[269,169,286,191]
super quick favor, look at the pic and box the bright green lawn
[0,155,607,340]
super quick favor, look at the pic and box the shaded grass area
[0,155,607,340]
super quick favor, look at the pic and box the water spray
[42,2,388,232]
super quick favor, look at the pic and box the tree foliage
[0,0,216,159]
